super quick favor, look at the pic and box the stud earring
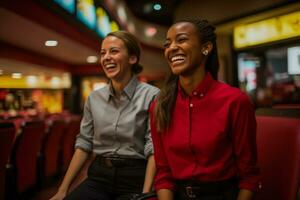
[203,50,208,55]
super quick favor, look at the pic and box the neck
[111,73,133,97]
[179,66,206,95]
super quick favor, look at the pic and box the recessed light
[145,26,157,37]
[26,75,38,86]
[87,56,98,63]
[153,3,162,11]
[45,40,58,47]
[12,73,22,79]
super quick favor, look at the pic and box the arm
[142,155,156,193]
[50,96,94,200]
[49,148,90,200]
[237,189,254,200]
[231,93,260,199]
[157,189,173,200]
[149,102,176,198]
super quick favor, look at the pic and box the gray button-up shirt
[75,76,160,159]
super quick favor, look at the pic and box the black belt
[96,155,146,168]
[177,177,238,198]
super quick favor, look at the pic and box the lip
[168,53,185,61]
[168,53,186,66]
[103,62,117,69]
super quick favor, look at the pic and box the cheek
[164,50,169,60]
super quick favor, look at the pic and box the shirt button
[193,92,197,96]
[200,93,204,97]
[190,103,193,107]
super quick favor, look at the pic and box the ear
[201,41,213,55]
[129,55,138,65]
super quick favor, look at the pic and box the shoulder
[214,81,243,98]
[136,82,160,96]
[213,81,253,106]
[87,85,109,101]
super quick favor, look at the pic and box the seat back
[11,120,45,193]
[61,116,81,171]
[255,111,300,200]
[42,120,65,179]
[0,122,15,200]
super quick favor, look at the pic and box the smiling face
[100,36,136,82]
[164,22,206,76]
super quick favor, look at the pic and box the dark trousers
[175,178,239,200]
[64,156,147,200]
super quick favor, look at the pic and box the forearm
[142,155,156,193]
[157,189,173,200]
[237,189,254,200]
[58,148,90,193]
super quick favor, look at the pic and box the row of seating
[255,108,300,200]
[1,109,299,200]
[0,115,81,200]
[66,108,300,200]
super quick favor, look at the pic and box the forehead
[167,22,198,37]
[101,36,125,49]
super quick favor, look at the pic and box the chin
[171,67,185,76]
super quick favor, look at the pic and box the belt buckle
[186,186,196,198]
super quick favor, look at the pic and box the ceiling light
[51,76,61,87]
[87,56,98,63]
[153,3,162,11]
[45,40,58,47]
[26,75,38,86]
[145,26,158,37]
[12,73,22,79]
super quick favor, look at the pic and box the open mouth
[170,55,186,66]
[104,63,117,71]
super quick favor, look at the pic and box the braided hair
[154,19,219,132]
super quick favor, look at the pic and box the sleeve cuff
[75,136,92,153]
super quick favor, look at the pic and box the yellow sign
[234,11,300,49]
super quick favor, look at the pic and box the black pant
[175,178,239,200]
[64,156,147,200]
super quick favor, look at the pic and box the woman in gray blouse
[50,31,159,200]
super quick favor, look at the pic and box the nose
[168,41,179,51]
[101,52,111,61]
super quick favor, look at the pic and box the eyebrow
[165,33,189,41]
[101,46,121,51]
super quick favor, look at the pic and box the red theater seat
[61,116,81,171]
[0,122,15,200]
[255,113,300,200]
[41,120,65,180]
[11,120,45,193]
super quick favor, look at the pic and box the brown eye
[164,41,170,49]
[177,37,187,43]
[100,51,106,57]
[110,49,119,54]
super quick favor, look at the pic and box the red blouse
[150,73,260,192]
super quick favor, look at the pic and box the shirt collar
[105,76,138,101]
[178,72,215,98]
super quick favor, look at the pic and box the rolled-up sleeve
[231,93,260,192]
[144,88,160,158]
[144,117,154,158]
[75,95,94,152]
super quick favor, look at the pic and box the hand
[49,190,67,200]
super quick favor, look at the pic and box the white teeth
[171,55,185,62]
[105,63,116,68]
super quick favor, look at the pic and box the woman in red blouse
[150,19,260,200]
